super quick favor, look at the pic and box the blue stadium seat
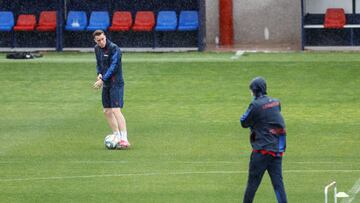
[0,11,15,31]
[178,11,198,31]
[155,11,177,31]
[65,11,87,31]
[86,11,110,31]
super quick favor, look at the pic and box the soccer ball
[104,134,118,150]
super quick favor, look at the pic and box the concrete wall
[304,0,360,13]
[304,0,352,14]
[205,0,219,46]
[205,0,302,50]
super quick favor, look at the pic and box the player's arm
[96,62,102,80]
[96,64,102,81]
[240,104,254,128]
[278,101,282,112]
[93,48,103,89]
[95,48,102,80]
[102,46,121,82]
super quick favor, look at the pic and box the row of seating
[0,10,198,32]
[66,10,198,32]
[0,11,56,31]
[304,8,360,29]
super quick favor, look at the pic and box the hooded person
[249,76,267,98]
[240,76,288,203]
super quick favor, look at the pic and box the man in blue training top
[93,30,130,149]
[240,77,287,203]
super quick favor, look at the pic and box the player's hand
[93,79,103,89]
[97,74,103,81]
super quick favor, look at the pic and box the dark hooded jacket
[240,77,286,153]
[95,39,124,88]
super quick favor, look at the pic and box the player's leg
[112,108,129,146]
[110,85,130,148]
[112,108,127,132]
[103,108,120,133]
[268,157,287,203]
[102,87,120,135]
[243,152,269,203]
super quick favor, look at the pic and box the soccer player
[92,30,130,149]
[240,77,287,203]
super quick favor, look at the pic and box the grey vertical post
[56,0,64,51]
[198,0,206,51]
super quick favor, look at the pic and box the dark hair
[92,30,105,38]
[249,77,267,97]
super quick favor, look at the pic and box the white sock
[114,131,121,140]
[120,131,128,142]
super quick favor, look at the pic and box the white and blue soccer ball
[104,134,118,150]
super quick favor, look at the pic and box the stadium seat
[86,11,110,31]
[155,11,177,31]
[178,11,199,31]
[0,11,15,31]
[65,11,87,31]
[109,11,132,31]
[324,8,346,29]
[132,11,155,32]
[13,14,36,31]
[36,11,57,32]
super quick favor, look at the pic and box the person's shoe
[117,140,130,149]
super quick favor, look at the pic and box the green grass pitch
[0,51,359,202]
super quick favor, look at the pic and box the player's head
[249,76,267,97]
[93,30,106,48]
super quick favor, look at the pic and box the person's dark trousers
[243,151,287,203]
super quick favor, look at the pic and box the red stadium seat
[13,14,36,31]
[132,11,155,32]
[109,11,132,31]
[324,8,346,29]
[36,11,57,32]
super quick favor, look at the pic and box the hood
[249,77,267,97]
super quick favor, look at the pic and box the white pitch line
[0,160,356,165]
[283,170,360,173]
[0,171,246,182]
[0,57,236,63]
[348,177,360,203]
[230,50,245,60]
[288,161,353,164]
[68,161,358,165]
[1,169,360,182]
